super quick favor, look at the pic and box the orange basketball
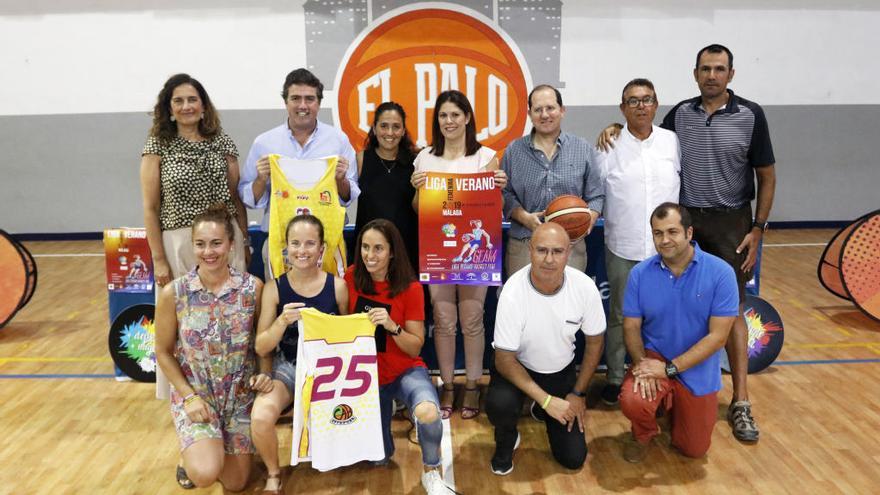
[544,195,592,241]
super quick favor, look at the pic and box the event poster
[418,171,502,285]
[104,228,154,293]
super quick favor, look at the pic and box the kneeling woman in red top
[345,219,448,494]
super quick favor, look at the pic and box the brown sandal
[460,387,481,420]
[262,473,283,494]
[439,385,455,420]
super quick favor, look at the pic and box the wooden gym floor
[1,229,878,494]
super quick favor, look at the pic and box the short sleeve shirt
[345,267,426,385]
[493,265,606,373]
[660,90,775,208]
[623,243,739,395]
[143,132,239,231]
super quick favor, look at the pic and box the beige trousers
[429,284,488,383]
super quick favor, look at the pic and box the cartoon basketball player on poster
[127,254,149,281]
[453,219,493,263]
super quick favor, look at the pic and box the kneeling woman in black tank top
[251,215,348,494]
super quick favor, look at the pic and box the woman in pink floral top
[156,205,270,491]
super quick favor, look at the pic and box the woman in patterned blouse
[155,205,270,491]
[140,73,250,290]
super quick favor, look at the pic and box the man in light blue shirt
[238,68,359,234]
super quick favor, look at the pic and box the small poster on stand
[104,228,153,293]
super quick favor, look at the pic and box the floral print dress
[170,266,257,454]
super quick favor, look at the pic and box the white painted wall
[1,1,878,232]
[560,2,873,106]
[0,1,876,116]
[0,3,308,116]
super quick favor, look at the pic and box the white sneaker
[420,469,450,494]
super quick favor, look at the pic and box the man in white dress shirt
[595,79,681,406]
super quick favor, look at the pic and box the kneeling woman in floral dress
[155,204,270,490]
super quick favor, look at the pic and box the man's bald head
[533,222,570,244]
[529,222,571,292]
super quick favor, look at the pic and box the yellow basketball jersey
[291,309,385,471]
[268,155,347,277]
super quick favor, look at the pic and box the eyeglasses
[530,105,560,115]
[624,96,656,108]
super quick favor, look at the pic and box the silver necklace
[378,155,397,173]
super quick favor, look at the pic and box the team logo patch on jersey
[331,404,356,425]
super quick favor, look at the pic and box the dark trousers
[485,359,587,469]
[687,204,752,302]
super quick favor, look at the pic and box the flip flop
[176,464,195,490]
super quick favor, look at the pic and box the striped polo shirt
[660,90,775,208]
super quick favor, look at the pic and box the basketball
[543,195,592,241]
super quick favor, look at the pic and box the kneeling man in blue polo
[619,202,738,463]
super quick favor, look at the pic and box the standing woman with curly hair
[140,73,250,289]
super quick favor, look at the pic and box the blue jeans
[379,366,442,467]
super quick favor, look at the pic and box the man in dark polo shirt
[598,44,776,443]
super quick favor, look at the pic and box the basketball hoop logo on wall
[331,4,534,151]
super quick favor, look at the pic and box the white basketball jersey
[291,308,385,471]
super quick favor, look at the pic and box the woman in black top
[355,101,420,271]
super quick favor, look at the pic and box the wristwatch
[388,322,402,336]
[751,220,769,232]
[665,361,679,378]
[569,389,586,398]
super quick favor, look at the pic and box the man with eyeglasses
[594,79,681,407]
[488,222,606,475]
[501,84,605,277]
[239,68,359,278]
[597,44,776,443]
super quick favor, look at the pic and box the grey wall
[1,105,878,234]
